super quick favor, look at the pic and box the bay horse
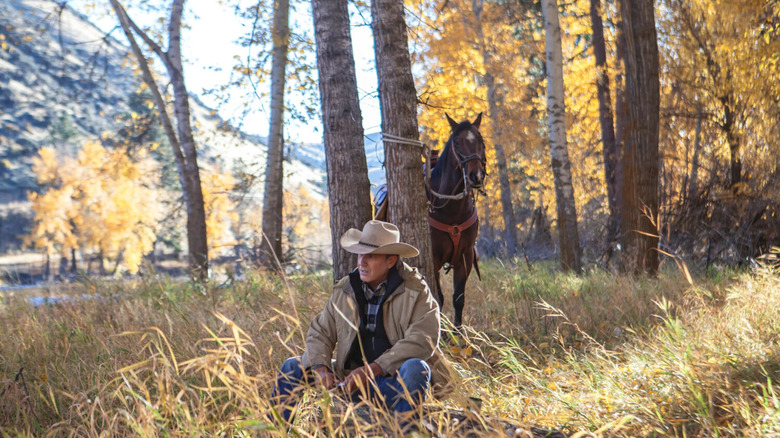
[427,113,486,329]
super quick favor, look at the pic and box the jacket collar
[348,265,404,300]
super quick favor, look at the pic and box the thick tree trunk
[111,0,209,281]
[613,17,627,255]
[261,0,290,268]
[312,0,372,279]
[541,0,582,271]
[617,0,660,275]
[589,0,619,247]
[371,0,435,282]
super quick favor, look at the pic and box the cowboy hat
[340,220,419,258]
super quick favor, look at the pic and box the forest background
[1,0,780,436]
[0,0,777,278]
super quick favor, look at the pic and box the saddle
[372,149,440,222]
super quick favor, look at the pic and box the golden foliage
[26,142,163,274]
[200,167,239,258]
[410,0,779,249]
[658,0,780,192]
[283,185,330,266]
[411,0,608,237]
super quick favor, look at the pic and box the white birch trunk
[542,0,582,271]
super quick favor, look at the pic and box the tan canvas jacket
[301,261,450,387]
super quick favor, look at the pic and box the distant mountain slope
[0,0,327,251]
[289,132,387,196]
[0,0,135,191]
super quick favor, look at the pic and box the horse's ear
[472,112,483,128]
[445,113,459,131]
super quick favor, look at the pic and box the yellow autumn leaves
[26,142,162,274]
[411,0,780,240]
[25,141,237,274]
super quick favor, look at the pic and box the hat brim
[340,228,420,258]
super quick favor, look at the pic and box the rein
[377,131,487,210]
[425,136,486,211]
[378,130,483,266]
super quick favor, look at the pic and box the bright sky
[71,1,382,145]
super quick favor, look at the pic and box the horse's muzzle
[468,170,485,188]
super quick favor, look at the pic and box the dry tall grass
[1,259,778,437]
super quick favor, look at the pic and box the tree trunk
[166,0,209,281]
[688,113,703,202]
[261,0,290,268]
[485,73,519,256]
[471,0,519,257]
[541,0,582,271]
[589,0,619,247]
[613,17,627,257]
[617,0,660,275]
[312,0,372,279]
[371,0,435,282]
[44,250,50,282]
[110,0,209,281]
[479,196,492,255]
[98,250,106,276]
[722,98,742,187]
[59,251,67,276]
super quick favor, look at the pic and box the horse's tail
[473,246,481,281]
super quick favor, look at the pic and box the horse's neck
[429,189,475,223]
[430,155,460,194]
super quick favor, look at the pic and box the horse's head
[445,112,486,190]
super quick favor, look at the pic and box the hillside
[291,131,388,194]
[0,0,327,252]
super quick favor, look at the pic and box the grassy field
[0,258,778,437]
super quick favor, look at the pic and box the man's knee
[398,358,431,387]
[280,356,305,379]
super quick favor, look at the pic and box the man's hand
[341,362,383,394]
[311,365,339,389]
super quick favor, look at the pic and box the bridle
[426,132,487,211]
[450,136,487,191]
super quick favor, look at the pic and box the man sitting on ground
[270,220,445,428]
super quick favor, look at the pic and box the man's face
[357,253,398,289]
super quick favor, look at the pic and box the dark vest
[345,266,404,370]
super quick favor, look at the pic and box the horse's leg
[434,268,444,310]
[452,250,474,329]
[430,229,446,310]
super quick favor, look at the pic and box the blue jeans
[270,356,431,423]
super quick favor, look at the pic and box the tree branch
[109,0,186,169]
[112,0,171,68]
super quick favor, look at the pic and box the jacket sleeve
[300,291,339,370]
[374,282,440,375]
